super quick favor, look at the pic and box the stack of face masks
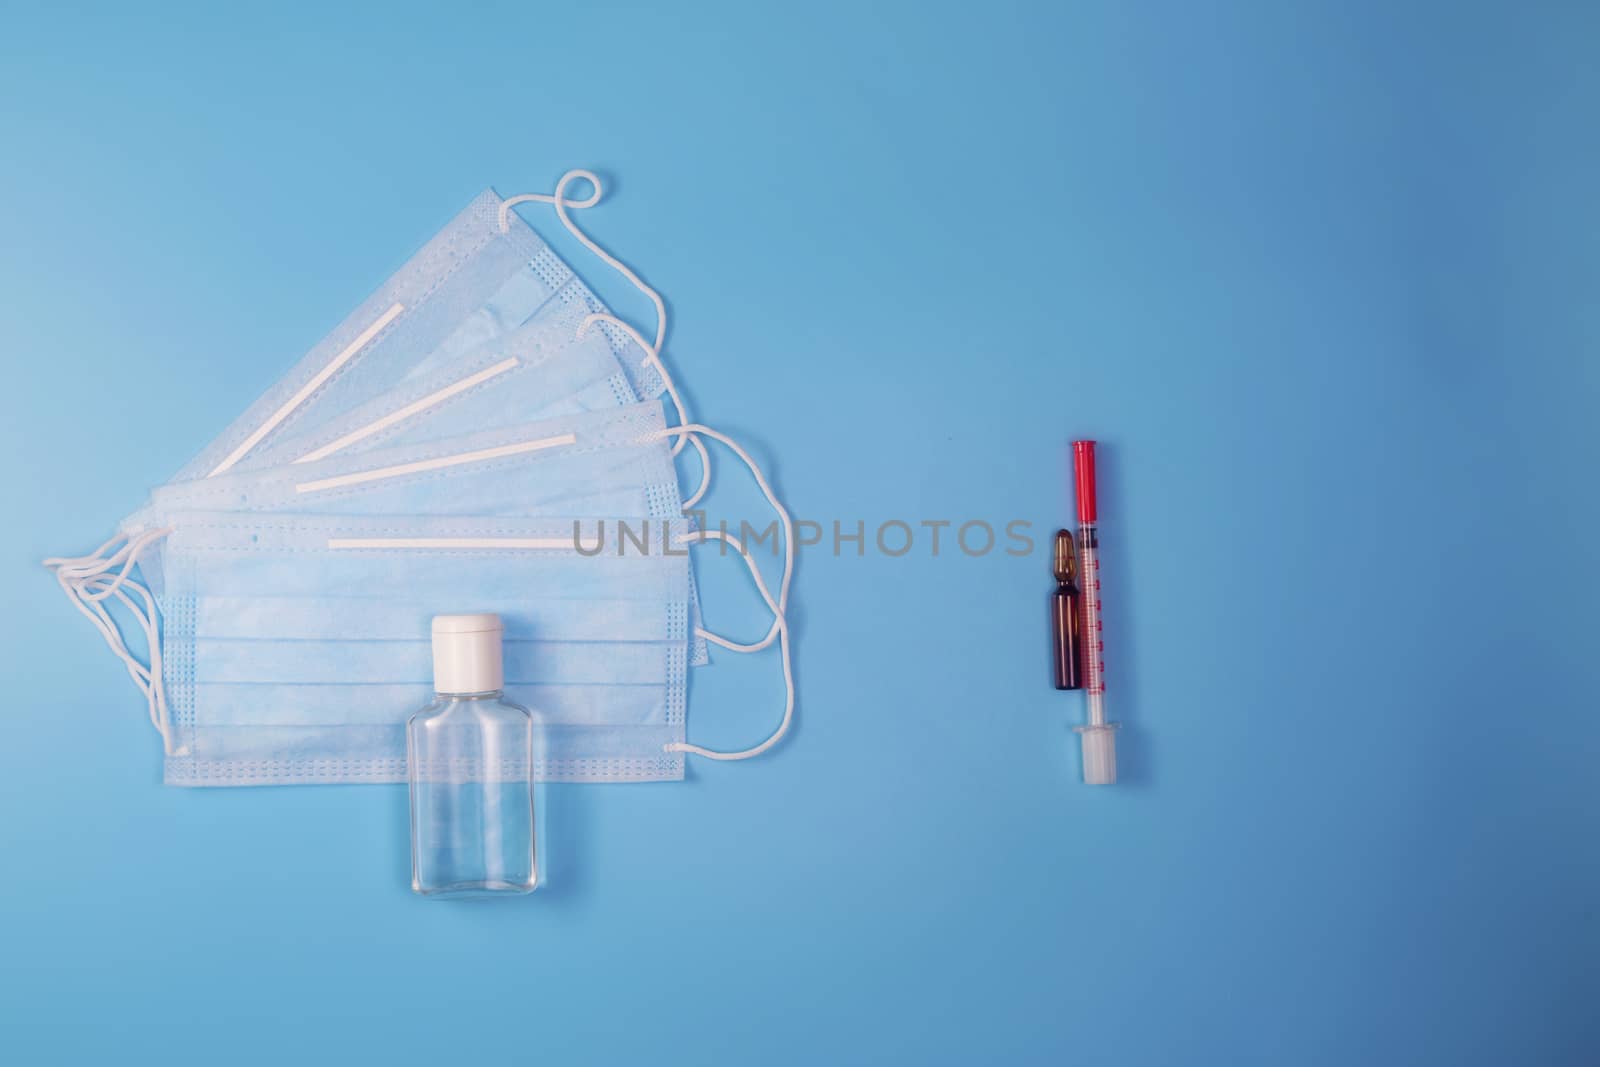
[45,171,794,786]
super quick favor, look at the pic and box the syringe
[1073,440,1119,785]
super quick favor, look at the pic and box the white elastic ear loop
[82,559,172,752]
[46,534,156,686]
[44,528,174,751]
[503,172,792,660]
[653,424,793,653]
[76,527,165,603]
[54,571,167,744]
[42,531,131,578]
[496,169,603,226]
[578,311,708,501]
[504,172,684,458]
[665,530,794,761]
[500,170,685,463]
[65,535,171,747]
[79,572,171,750]
[578,311,694,459]
[54,570,154,690]
[499,170,669,356]
[45,531,155,586]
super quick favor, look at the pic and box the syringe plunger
[1075,723,1118,785]
[1072,439,1118,786]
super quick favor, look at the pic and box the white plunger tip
[1075,723,1118,785]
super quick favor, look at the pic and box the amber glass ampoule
[1051,529,1084,690]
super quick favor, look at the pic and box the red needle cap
[1072,440,1098,524]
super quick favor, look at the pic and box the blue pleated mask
[47,171,794,787]
[144,401,681,532]
[152,514,694,785]
[169,188,664,484]
[241,301,644,469]
[118,400,712,672]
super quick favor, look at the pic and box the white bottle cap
[431,614,504,694]
[1075,723,1119,785]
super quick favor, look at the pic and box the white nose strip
[326,536,573,550]
[208,301,407,476]
[294,356,520,463]
[293,432,578,494]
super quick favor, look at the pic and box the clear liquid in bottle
[408,614,539,897]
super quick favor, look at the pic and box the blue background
[2,2,1596,1063]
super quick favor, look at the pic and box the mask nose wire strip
[293,355,523,464]
[207,301,407,477]
[577,312,711,510]
[666,529,794,761]
[653,424,793,654]
[498,170,687,458]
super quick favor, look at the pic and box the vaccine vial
[1050,529,1084,690]
[408,614,539,897]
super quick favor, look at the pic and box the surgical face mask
[154,514,693,785]
[169,190,567,483]
[144,402,680,531]
[241,303,641,469]
[398,282,666,409]
[135,400,712,668]
[54,440,785,784]
[168,187,666,486]
[49,170,794,782]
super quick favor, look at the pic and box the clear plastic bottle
[408,614,539,897]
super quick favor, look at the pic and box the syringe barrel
[1073,440,1106,724]
[1077,524,1106,708]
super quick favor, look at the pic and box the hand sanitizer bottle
[408,614,539,897]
